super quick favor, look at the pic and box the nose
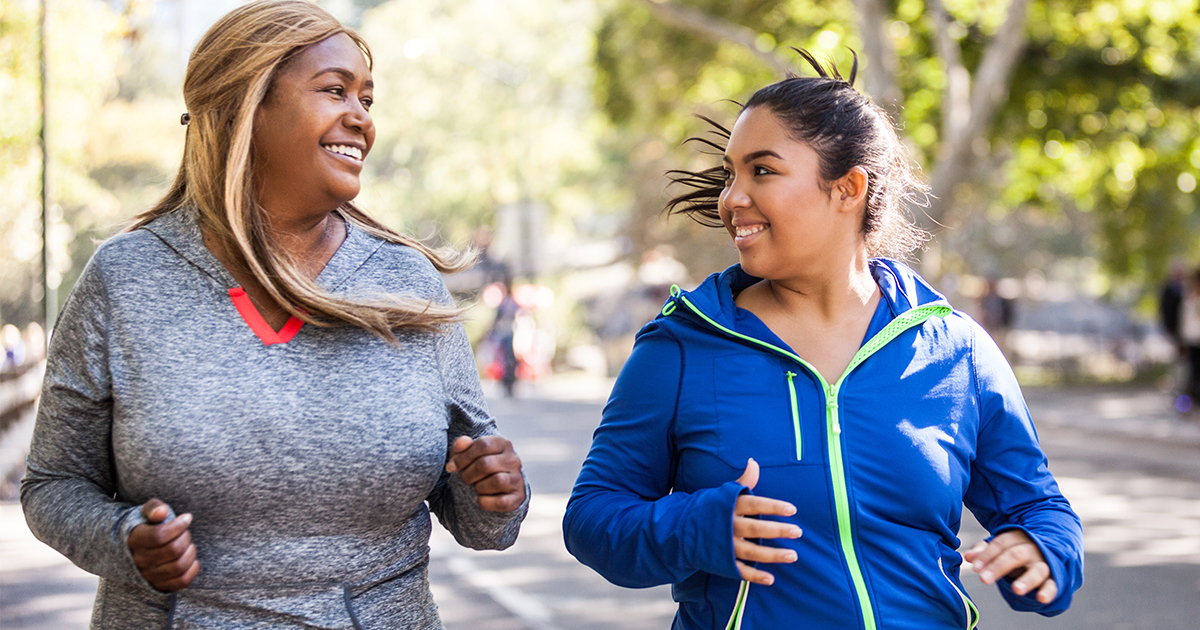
[344,99,373,135]
[721,172,751,212]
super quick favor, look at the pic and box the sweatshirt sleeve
[563,322,745,588]
[963,323,1084,616]
[426,317,528,551]
[19,256,158,591]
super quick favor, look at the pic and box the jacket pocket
[713,354,818,468]
[938,556,980,630]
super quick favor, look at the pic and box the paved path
[3,379,1199,629]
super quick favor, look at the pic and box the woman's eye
[325,86,345,97]
[361,98,373,110]
[753,165,772,176]
[721,169,733,184]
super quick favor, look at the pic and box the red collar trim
[228,287,303,345]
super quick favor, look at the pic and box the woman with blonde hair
[21,1,528,627]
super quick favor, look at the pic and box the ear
[835,166,869,213]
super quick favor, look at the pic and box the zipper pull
[826,394,841,434]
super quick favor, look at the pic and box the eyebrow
[313,67,374,89]
[722,149,783,164]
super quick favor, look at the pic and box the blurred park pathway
[3,378,1199,629]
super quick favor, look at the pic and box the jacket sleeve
[963,323,1084,616]
[19,256,159,591]
[427,317,528,551]
[563,322,744,588]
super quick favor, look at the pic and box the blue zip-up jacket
[563,260,1083,630]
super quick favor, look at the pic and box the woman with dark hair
[21,1,527,627]
[563,51,1082,629]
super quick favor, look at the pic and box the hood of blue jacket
[670,258,953,331]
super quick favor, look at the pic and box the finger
[1035,578,1059,604]
[734,495,796,518]
[735,560,776,586]
[735,458,759,491]
[1010,561,1050,597]
[977,543,1037,585]
[967,531,1024,573]
[133,530,193,569]
[961,541,987,563]
[444,436,475,473]
[734,539,798,565]
[470,470,523,497]
[448,436,513,475]
[733,517,802,541]
[153,558,202,593]
[455,448,520,486]
[130,513,194,551]
[476,490,526,513]
[143,542,198,584]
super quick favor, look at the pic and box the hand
[445,435,526,512]
[732,458,802,586]
[963,530,1057,604]
[127,499,200,592]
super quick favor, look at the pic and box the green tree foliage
[357,0,616,245]
[0,0,125,327]
[999,0,1200,283]
[593,0,1200,292]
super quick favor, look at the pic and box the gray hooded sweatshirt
[21,209,528,629]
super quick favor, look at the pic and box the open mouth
[322,144,363,161]
[735,224,767,240]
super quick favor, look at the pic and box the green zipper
[939,557,981,629]
[786,371,802,461]
[669,288,951,630]
[722,579,750,630]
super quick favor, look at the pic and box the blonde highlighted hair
[130,0,473,342]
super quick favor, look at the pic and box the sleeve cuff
[681,480,746,580]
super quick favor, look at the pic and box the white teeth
[324,144,363,160]
[735,225,766,238]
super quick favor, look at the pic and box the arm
[427,320,528,551]
[562,323,747,588]
[963,324,1084,615]
[19,258,163,590]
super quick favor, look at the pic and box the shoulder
[90,228,173,268]
[72,228,179,295]
[351,233,449,301]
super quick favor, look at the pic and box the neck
[762,248,876,325]
[268,210,341,262]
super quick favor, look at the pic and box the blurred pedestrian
[21,2,527,628]
[1178,267,1200,409]
[1159,262,1187,351]
[564,50,1083,629]
[980,276,1016,359]
[492,277,521,397]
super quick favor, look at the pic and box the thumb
[140,498,175,524]
[445,436,474,473]
[735,458,759,491]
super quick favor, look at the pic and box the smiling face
[252,33,375,219]
[718,106,867,281]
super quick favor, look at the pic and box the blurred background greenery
[3,0,1199,382]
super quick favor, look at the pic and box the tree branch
[636,0,792,78]
[927,0,1030,226]
[926,0,971,148]
[851,0,903,117]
